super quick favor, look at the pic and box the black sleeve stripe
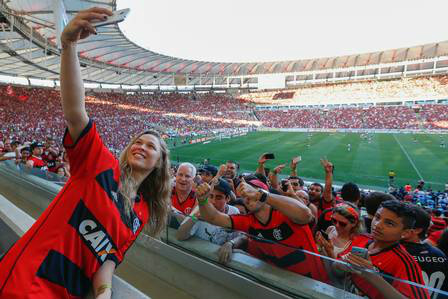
[63,119,93,149]
[393,248,426,298]
[392,247,428,299]
[37,250,91,297]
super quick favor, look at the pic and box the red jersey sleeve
[63,120,114,178]
[230,214,252,233]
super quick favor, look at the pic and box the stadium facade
[1,0,448,91]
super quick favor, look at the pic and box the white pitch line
[393,134,424,180]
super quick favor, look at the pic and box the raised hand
[236,180,261,204]
[258,153,269,164]
[195,182,212,201]
[273,163,286,174]
[61,7,112,44]
[290,156,301,169]
[217,164,227,177]
[320,158,334,174]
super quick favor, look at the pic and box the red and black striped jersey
[350,235,430,299]
[171,187,196,215]
[230,207,329,283]
[0,120,150,298]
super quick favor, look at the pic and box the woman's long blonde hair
[119,130,171,237]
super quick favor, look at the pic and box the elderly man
[171,162,197,215]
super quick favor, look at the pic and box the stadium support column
[403,64,408,77]
[432,60,436,75]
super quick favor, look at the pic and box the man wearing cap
[176,178,239,245]
[196,177,328,283]
[198,165,218,184]
[26,142,46,169]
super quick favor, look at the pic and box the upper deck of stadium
[1,0,448,87]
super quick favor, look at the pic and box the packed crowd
[168,155,448,299]
[0,84,258,155]
[256,106,424,129]
[239,75,448,104]
[2,83,448,298]
[2,134,448,297]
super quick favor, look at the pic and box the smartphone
[293,156,301,164]
[351,246,368,259]
[281,179,289,192]
[320,230,329,241]
[93,8,130,27]
[263,153,275,160]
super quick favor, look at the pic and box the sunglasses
[331,218,349,228]
[291,182,299,186]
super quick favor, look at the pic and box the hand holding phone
[93,8,130,27]
[320,230,329,241]
[351,246,368,259]
[263,153,275,160]
[292,156,301,164]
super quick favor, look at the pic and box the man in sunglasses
[288,176,304,191]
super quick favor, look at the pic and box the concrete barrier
[0,161,362,299]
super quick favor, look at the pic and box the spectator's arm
[290,156,300,176]
[345,253,407,299]
[60,8,112,141]
[176,206,200,241]
[321,159,334,203]
[269,163,285,190]
[218,234,248,264]
[265,192,313,224]
[92,260,115,299]
[238,182,313,225]
[255,153,268,175]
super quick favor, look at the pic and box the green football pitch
[168,131,448,191]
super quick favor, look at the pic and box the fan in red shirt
[0,8,171,299]
[171,163,197,215]
[196,177,329,283]
[342,200,430,299]
[26,142,46,169]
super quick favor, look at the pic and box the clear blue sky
[116,0,446,63]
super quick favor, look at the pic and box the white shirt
[190,205,240,245]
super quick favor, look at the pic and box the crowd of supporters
[256,106,424,129]
[166,156,448,299]
[2,83,448,298]
[239,75,448,104]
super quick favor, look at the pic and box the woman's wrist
[95,283,112,298]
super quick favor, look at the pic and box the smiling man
[171,162,197,215]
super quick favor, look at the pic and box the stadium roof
[1,0,448,86]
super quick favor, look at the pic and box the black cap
[214,178,232,196]
[199,165,218,177]
[30,142,43,151]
